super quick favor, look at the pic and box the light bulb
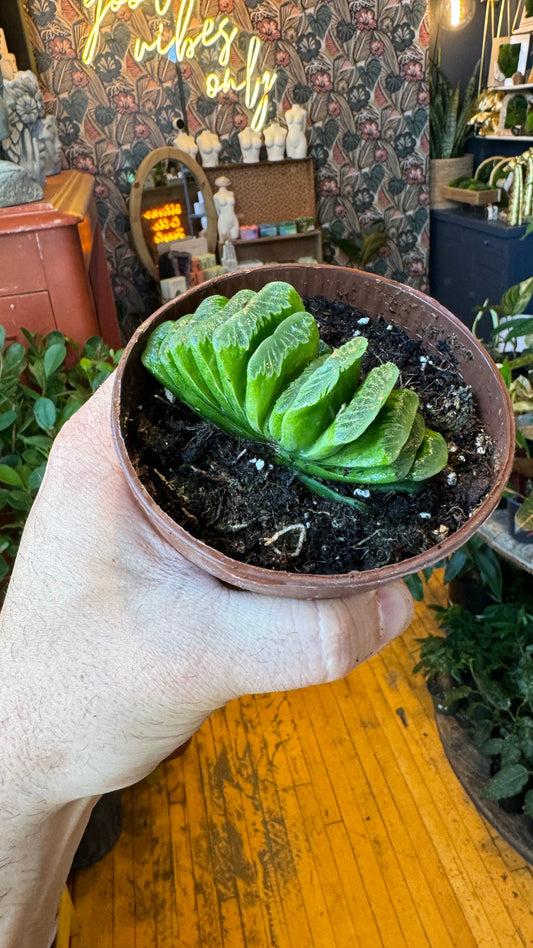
[435,0,476,31]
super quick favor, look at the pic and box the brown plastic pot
[111,263,515,599]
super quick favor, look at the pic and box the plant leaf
[406,430,449,481]
[188,290,252,411]
[320,389,419,469]
[500,277,533,317]
[0,463,23,487]
[274,336,369,452]
[245,313,319,434]
[43,342,66,378]
[515,491,533,532]
[34,397,57,431]
[481,764,529,801]
[214,282,303,417]
[303,362,399,459]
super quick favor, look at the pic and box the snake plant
[142,281,448,504]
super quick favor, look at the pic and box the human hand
[1,374,413,806]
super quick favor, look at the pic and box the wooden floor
[70,577,533,948]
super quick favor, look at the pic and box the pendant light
[435,0,476,31]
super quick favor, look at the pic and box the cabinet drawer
[0,232,46,295]
[0,291,56,343]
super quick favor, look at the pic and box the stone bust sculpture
[2,70,46,187]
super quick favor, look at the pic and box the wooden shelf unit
[204,158,322,264]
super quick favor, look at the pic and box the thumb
[218,580,414,698]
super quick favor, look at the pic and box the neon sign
[81,0,277,130]
[143,201,186,244]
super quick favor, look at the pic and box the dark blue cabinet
[430,207,533,336]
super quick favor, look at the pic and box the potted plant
[430,54,480,209]
[0,325,122,592]
[414,571,533,845]
[111,264,514,599]
[472,276,533,541]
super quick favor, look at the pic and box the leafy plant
[322,226,388,269]
[0,326,122,592]
[404,534,502,602]
[414,593,533,813]
[472,277,533,534]
[430,53,480,159]
[142,281,448,505]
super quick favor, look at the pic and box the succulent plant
[142,281,448,503]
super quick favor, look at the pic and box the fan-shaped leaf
[245,313,320,433]
[275,336,369,452]
[304,362,399,459]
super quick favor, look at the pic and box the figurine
[213,175,239,241]
[263,121,287,161]
[2,70,46,186]
[285,104,307,159]
[238,126,262,164]
[196,129,221,167]
[37,114,62,177]
[173,128,198,160]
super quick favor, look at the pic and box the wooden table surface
[69,576,533,948]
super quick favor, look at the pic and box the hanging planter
[111,264,514,599]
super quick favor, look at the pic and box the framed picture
[488,35,530,87]
[514,0,533,34]
[498,91,532,134]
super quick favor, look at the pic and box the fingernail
[377,581,414,641]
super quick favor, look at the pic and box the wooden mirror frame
[129,146,218,281]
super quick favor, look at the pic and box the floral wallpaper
[24,0,429,326]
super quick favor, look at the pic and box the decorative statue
[0,67,44,208]
[2,70,46,187]
[213,175,239,241]
[285,104,307,159]
[173,128,198,160]
[37,114,62,177]
[196,129,221,168]
[0,158,43,207]
[238,126,262,164]
[263,121,287,162]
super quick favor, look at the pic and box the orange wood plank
[112,787,136,948]
[131,777,158,948]
[300,684,409,948]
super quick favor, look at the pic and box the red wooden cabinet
[0,170,121,349]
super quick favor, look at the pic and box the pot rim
[111,263,516,598]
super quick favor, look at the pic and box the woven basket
[430,155,474,209]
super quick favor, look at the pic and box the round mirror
[129,146,218,281]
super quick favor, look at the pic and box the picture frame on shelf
[514,0,533,34]
[488,34,530,87]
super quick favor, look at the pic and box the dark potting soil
[129,295,494,574]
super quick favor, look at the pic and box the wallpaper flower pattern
[24,0,429,323]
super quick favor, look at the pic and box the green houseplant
[0,326,122,594]
[472,276,533,539]
[415,569,533,818]
[430,54,480,208]
[112,263,514,599]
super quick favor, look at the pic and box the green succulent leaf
[304,362,400,460]
[214,282,304,420]
[245,312,320,434]
[320,389,419,469]
[141,282,449,502]
[274,335,369,452]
